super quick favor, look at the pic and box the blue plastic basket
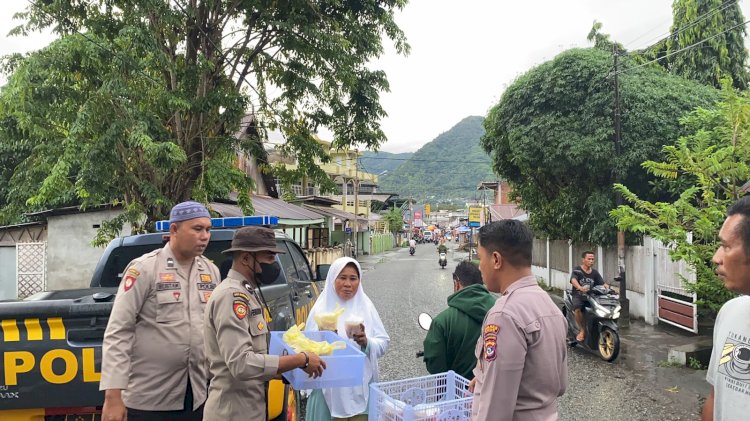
[269,330,365,389]
[368,371,473,421]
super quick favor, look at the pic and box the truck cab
[0,217,325,421]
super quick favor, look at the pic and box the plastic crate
[368,371,473,421]
[269,330,365,389]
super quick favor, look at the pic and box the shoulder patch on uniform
[126,267,140,277]
[123,275,136,292]
[483,324,499,362]
[233,300,248,319]
[233,291,250,302]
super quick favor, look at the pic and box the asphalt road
[359,243,704,421]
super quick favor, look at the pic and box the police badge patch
[233,300,248,320]
[123,275,136,292]
[484,324,500,362]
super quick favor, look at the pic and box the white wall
[46,209,130,290]
[0,246,16,300]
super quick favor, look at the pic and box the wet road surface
[359,243,709,421]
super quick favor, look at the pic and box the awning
[211,195,324,226]
[303,205,367,224]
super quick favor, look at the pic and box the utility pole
[613,49,630,327]
[353,151,359,258]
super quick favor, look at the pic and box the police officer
[469,220,567,421]
[203,226,325,421]
[100,201,220,421]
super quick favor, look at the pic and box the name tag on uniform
[196,283,216,291]
[249,308,263,317]
[157,282,181,291]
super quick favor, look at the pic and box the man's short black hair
[581,250,594,259]
[453,261,483,287]
[477,220,533,267]
[727,196,750,254]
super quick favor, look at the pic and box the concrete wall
[46,209,130,290]
[0,246,16,300]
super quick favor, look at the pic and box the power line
[626,0,738,51]
[616,18,750,76]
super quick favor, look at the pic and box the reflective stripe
[24,318,43,341]
[1,319,20,342]
[47,317,66,340]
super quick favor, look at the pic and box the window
[287,242,314,283]
[307,228,330,248]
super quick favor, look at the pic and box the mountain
[360,151,414,176]
[377,116,495,202]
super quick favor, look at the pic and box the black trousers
[127,381,204,421]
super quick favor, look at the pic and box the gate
[653,238,697,333]
[16,242,46,299]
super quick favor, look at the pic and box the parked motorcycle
[416,313,433,358]
[438,252,447,268]
[562,283,621,362]
[409,246,416,256]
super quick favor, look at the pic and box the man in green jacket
[423,261,497,379]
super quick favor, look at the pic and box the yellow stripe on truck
[1,318,66,342]
[2,319,20,341]
[47,317,65,340]
[24,319,43,341]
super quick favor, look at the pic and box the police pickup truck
[0,216,326,421]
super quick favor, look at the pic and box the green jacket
[423,284,497,379]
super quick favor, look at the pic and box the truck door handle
[292,293,300,302]
[67,327,105,347]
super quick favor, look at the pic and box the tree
[2,0,408,240]
[666,0,748,90]
[481,47,718,244]
[382,205,404,233]
[611,84,749,314]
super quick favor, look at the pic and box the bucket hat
[222,226,286,254]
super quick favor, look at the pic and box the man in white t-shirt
[702,196,750,421]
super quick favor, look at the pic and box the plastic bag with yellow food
[282,323,346,356]
[313,304,345,331]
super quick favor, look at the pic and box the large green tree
[611,85,749,313]
[666,0,748,89]
[1,0,408,238]
[481,47,718,244]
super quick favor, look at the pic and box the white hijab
[305,257,390,418]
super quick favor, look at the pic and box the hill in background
[360,151,414,176]
[377,116,495,203]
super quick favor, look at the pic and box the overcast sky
[2,1,749,153]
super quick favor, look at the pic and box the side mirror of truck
[316,264,330,282]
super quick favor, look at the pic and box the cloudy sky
[2,1,749,152]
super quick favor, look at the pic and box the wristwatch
[301,351,309,368]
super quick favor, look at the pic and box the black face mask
[256,261,281,285]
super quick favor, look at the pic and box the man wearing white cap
[100,201,220,421]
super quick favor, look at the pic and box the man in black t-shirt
[570,251,608,342]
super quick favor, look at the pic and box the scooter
[562,283,621,362]
[438,252,447,268]
[409,246,416,256]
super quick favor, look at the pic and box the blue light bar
[155,215,279,232]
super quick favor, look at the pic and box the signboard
[468,207,481,227]
[414,211,422,220]
[425,203,431,215]
[345,227,352,234]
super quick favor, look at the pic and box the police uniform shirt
[100,243,220,411]
[472,275,568,421]
[203,269,280,421]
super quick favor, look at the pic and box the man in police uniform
[100,201,220,421]
[470,220,567,421]
[203,226,325,421]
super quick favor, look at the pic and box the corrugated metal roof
[303,205,367,223]
[211,195,324,222]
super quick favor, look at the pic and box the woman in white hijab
[304,257,389,421]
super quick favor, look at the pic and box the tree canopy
[611,84,749,313]
[481,47,719,244]
[666,0,748,90]
[1,0,408,239]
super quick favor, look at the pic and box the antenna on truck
[154,215,279,232]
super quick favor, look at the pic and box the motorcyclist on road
[423,261,496,379]
[570,251,608,342]
[409,238,417,254]
[437,239,448,254]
